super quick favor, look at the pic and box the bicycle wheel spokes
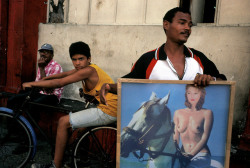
[0,111,33,168]
[74,127,117,168]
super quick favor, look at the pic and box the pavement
[25,139,53,168]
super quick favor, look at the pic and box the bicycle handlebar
[0,92,16,98]
[0,87,70,114]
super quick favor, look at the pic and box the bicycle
[0,87,117,168]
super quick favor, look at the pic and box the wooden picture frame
[117,79,235,168]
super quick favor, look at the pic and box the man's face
[164,12,192,44]
[71,54,91,70]
[39,50,53,64]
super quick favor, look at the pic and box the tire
[0,109,36,168]
[73,126,117,168]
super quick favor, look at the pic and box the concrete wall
[38,0,250,123]
[218,0,250,25]
[67,0,178,25]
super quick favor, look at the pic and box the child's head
[69,41,91,59]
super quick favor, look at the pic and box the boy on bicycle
[23,41,117,168]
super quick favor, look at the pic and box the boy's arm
[42,69,76,80]
[23,67,93,89]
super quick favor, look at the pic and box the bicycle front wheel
[0,110,34,168]
[73,126,117,168]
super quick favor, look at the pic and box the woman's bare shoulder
[175,108,189,114]
[200,109,213,115]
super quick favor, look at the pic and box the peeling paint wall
[38,0,250,124]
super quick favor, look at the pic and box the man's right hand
[38,57,47,68]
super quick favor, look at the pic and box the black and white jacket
[123,43,226,80]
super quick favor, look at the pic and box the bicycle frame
[0,88,70,159]
[1,88,117,168]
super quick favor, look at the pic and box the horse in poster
[120,92,181,168]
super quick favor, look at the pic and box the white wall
[218,0,250,25]
[39,0,250,123]
[68,0,179,25]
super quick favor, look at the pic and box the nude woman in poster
[173,84,213,168]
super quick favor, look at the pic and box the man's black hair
[163,7,191,23]
[69,41,91,59]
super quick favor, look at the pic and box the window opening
[49,0,65,23]
[179,0,217,24]
[179,0,190,12]
[203,0,216,23]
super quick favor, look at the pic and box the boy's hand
[100,83,111,105]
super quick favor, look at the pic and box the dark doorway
[0,0,47,93]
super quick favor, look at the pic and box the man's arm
[39,68,46,79]
[36,57,48,79]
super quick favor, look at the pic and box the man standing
[100,7,226,105]
[100,7,227,168]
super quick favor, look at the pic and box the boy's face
[71,54,91,70]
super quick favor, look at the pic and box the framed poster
[117,79,235,168]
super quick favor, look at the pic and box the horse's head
[120,92,171,158]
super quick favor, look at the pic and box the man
[100,7,226,167]
[7,43,63,110]
[35,43,63,103]
[100,7,226,105]
[22,41,117,168]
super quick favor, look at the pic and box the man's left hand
[194,73,215,86]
